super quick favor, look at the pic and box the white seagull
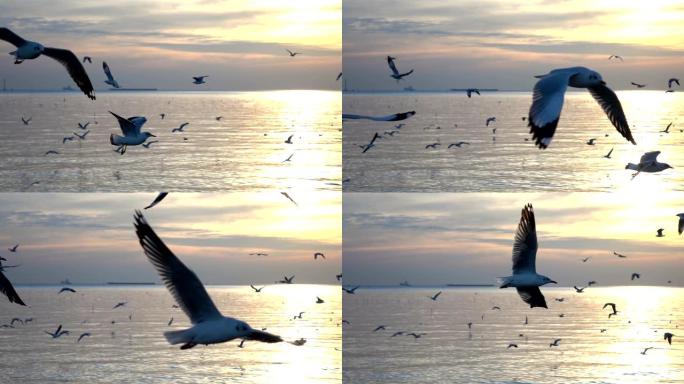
[498,204,557,308]
[133,211,282,349]
[109,111,156,153]
[386,56,413,81]
[528,67,634,149]
[0,27,95,99]
[626,151,672,178]
[102,61,120,88]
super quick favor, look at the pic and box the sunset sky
[0,192,341,285]
[343,0,684,90]
[344,192,683,286]
[0,0,341,90]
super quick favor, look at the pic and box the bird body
[109,111,155,148]
[386,56,413,81]
[626,151,672,177]
[102,62,120,88]
[192,76,208,84]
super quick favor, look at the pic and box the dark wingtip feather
[528,117,558,150]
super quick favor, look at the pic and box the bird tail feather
[497,276,513,288]
[110,134,122,146]
[164,329,192,345]
[625,163,638,171]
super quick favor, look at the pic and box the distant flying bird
[113,301,127,309]
[603,303,617,315]
[77,122,90,130]
[133,211,282,349]
[425,143,440,149]
[144,192,168,210]
[336,274,342,281]
[109,111,156,153]
[361,132,382,153]
[282,153,294,163]
[668,78,680,88]
[280,192,298,206]
[554,298,565,302]
[249,253,268,257]
[172,123,189,133]
[614,251,627,258]
[250,285,264,293]
[581,257,590,262]
[168,317,174,326]
[293,312,304,320]
[466,88,480,98]
[314,252,325,260]
[407,332,425,339]
[603,148,613,159]
[373,325,386,332]
[661,122,673,133]
[343,111,416,122]
[316,297,324,304]
[0,27,95,99]
[586,138,596,145]
[286,49,300,57]
[8,244,18,253]
[279,275,295,284]
[336,72,343,81]
[386,56,413,81]
[656,228,664,237]
[630,82,646,88]
[573,286,585,293]
[608,55,623,61]
[498,204,556,308]
[215,116,222,121]
[664,332,674,345]
[59,287,76,294]
[631,273,641,280]
[45,325,69,338]
[343,286,360,294]
[549,339,561,347]
[528,67,634,149]
[73,130,89,140]
[44,150,59,156]
[486,117,496,126]
[82,56,91,63]
[192,76,208,84]
[428,291,442,301]
[677,213,684,235]
[160,113,166,120]
[391,331,404,337]
[63,136,74,144]
[640,347,653,355]
[587,280,597,286]
[448,142,470,148]
[626,151,672,178]
[21,116,31,125]
[284,134,294,144]
[507,343,518,349]
[102,61,120,88]
[77,332,91,343]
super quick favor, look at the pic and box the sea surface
[0,90,340,192]
[0,285,341,384]
[343,286,683,384]
[343,91,684,192]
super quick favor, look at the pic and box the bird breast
[17,42,43,60]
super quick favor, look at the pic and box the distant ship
[108,88,158,92]
[60,278,72,285]
[62,85,76,91]
[399,280,411,287]
[403,86,415,92]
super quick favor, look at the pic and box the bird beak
[149,133,156,137]
[600,81,606,85]
[550,280,557,284]
[246,329,282,343]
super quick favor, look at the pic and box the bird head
[233,320,282,343]
[585,70,604,86]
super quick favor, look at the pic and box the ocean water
[343,91,684,192]
[343,286,683,384]
[0,285,341,384]
[0,90,340,192]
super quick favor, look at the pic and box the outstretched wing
[587,84,635,145]
[109,111,137,136]
[144,192,168,210]
[0,271,25,306]
[0,27,26,47]
[639,151,660,164]
[512,204,538,274]
[528,70,575,149]
[134,211,222,324]
[102,61,115,82]
[516,287,547,308]
[42,47,95,100]
[387,56,399,76]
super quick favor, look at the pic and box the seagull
[343,111,416,122]
[102,61,120,88]
[133,211,282,349]
[172,123,189,133]
[608,55,623,61]
[631,273,641,280]
[142,141,158,149]
[293,312,304,320]
[555,298,565,302]
[44,150,59,156]
[668,78,680,88]
[160,113,166,120]
[603,303,618,315]
[109,111,156,152]
[284,134,294,144]
[664,332,674,345]
[336,72,343,81]
[603,148,613,159]
[144,192,168,210]
[528,67,634,149]
[77,332,91,343]
[77,122,90,130]
[425,143,440,149]
[215,116,222,121]
[407,333,425,339]
[507,343,518,348]
[8,244,18,253]
[627,151,672,179]
[614,251,627,258]
[286,49,300,57]
[343,286,360,294]
[661,123,672,133]
[582,257,590,262]
[677,213,684,235]
[21,116,31,125]
[373,325,386,332]
[498,204,556,308]
[448,142,470,148]
[113,301,127,309]
[73,130,89,140]
[391,331,404,337]
[192,76,208,85]
[630,82,646,88]
[314,252,325,260]
[280,192,298,206]
[249,253,268,257]
[428,291,442,301]
[640,347,653,355]
[587,280,597,286]
[573,286,585,293]
[586,138,596,145]
[250,285,264,293]
[386,56,413,81]
[362,133,381,153]
[82,56,91,63]
[59,287,76,294]
[62,136,74,144]
[45,325,69,339]
[466,88,480,98]
[0,27,95,99]
[486,117,496,126]
[549,339,561,347]
[316,297,324,304]
[168,317,174,326]
[279,275,295,284]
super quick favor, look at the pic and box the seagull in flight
[640,347,654,355]
[498,204,556,308]
[486,117,496,126]
[603,148,613,159]
[63,136,74,144]
[448,142,470,148]
[73,130,89,140]
[631,273,641,280]
[21,116,31,125]
[386,56,413,81]
[59,287,76,294]
[661,122,673,133]
[286,49,300,57]
[549,339,561,347]
[102,61,120,88]
[603,303,618,316]
[614,251,627,258]
[280,192,298,206]
[428,291,442,301]
[8,244,18,253]
[573,286,586,293]
[316,297,324,304]
[336,72,343,81]
[656,228,665,237]
[425,143,440,149]
[626,151,672,179]
[586,138,596,145]
[284,134,294,144]
[668,78,680,88]
[314,252,325,260]
[133,211,282,349]
[192,76,208,85]
[581,257,590,262]
[45,325,69,339]
[361,133,381,153]
[608,55,623,61]
[466,88,480,98]
[373,325,386,332]
[45,150,59,156]
[250,285,264,293]
[664,332,674,345]
[77,122,90,130]
[113,301,127,309]
[630,82,646,88]
[282,153,294,163]
[343,286,360,294]
[528,67,634,148]
[0,27,95,99]
[109,111,156,154]
[77,332,91,343]
[278,275,295,284]
[343,111,416,122]
[144,192,168,210]
[82,56,91,63]
[507,343,518,349]
[172,123,189,133]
